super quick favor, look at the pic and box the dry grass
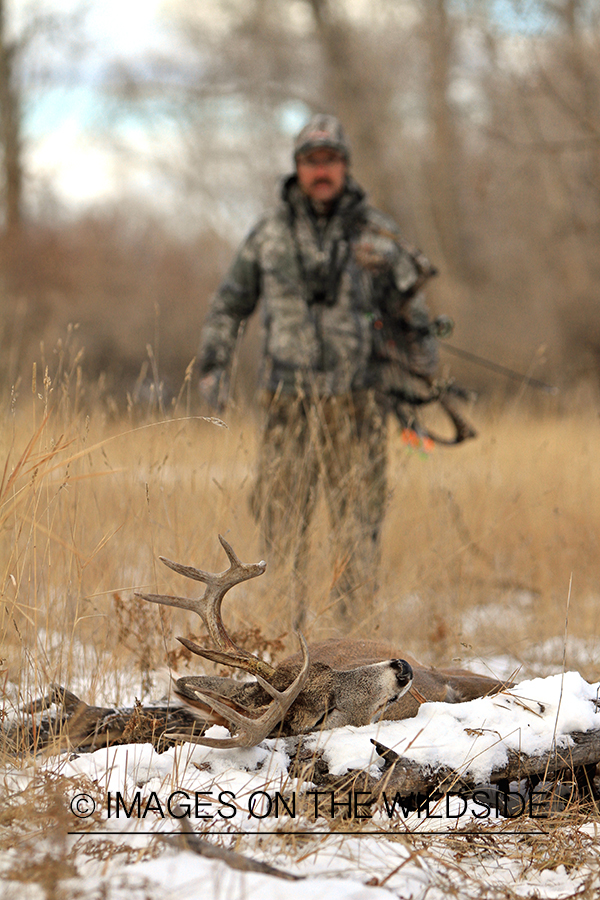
[379,395,600,677]
[1,363,600,897]
[1,366,599,709]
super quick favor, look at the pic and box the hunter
[198,114,438,622]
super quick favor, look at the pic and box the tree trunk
[0,0,23,247]
[304,0,396,212]
[421,0,465,277]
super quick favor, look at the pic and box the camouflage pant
[250,389,387,622]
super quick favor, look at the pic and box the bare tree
[0,0,23,245]
[0,1,88,248]
[419,0,467,275]
[24,0,597,390]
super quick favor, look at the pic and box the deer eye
[312,708,336,728]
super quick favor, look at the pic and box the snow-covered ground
[3,670,600,899]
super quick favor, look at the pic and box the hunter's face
[296,148,347,206]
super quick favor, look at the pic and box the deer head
[135,536,413,747]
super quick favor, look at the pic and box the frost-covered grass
[2,373,600,898]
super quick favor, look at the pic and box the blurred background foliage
[0,0,599,406]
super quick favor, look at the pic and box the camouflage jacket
[199,175,438,395]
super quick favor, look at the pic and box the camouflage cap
[294,114,350,161]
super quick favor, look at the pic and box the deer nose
[390,659,413,689]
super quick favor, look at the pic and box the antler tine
[215,534,245,567]
[177,636,275,680]
[409,685,428,705]
[168,634,311,749]
[135,535,266,654]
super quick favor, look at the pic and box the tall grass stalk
[1,364,599,727]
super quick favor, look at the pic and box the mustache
[310,177,334,186]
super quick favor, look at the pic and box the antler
[136,536,313,746]
[135,534,273,676]
[166,634,311,748]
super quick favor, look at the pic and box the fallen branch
[7,686,600,813]
[2,685,206,755]
[370,731,600,796]
[171,807,302,880]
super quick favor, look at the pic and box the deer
[135,536,511,749]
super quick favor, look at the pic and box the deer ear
[175,684,249,716]
[172,688,233,727]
